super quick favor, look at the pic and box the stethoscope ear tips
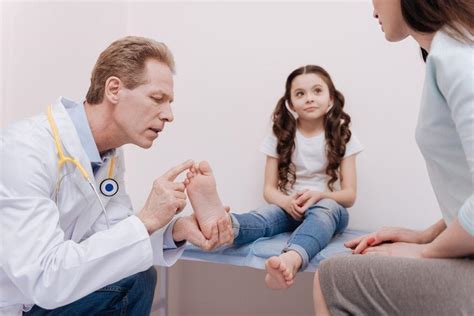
[100,178,119,197]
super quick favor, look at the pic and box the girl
[313,1,474,315]
[229,65,363,289]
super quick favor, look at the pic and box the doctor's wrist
[136,212,159,235]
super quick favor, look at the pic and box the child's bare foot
[185,161,227,239]
[264,250,302,289]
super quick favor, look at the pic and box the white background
[1,1,440,232]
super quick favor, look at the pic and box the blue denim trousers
[231,199,349,270]
[24,267,157,316]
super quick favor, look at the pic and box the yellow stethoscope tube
[47,105,115,229]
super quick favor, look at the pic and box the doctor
[0,36,233,315]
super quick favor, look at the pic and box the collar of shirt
[62,97,109,173]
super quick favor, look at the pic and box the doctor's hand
[137,160,194,235]
[172,213,234,251]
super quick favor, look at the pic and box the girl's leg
[231,204,300,246]
[285,198,349,271]
[263,199,348,289]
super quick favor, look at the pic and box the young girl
[186,65,363,289]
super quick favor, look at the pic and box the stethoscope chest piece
[100,178,119,197]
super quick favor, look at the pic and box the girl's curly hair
[272,65,352,193]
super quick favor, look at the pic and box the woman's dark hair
[401,0,474,44]
[272,65,352,193]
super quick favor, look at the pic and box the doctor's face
[114,59,174,149]
[372,0,410,42]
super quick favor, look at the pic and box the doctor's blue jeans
[24,267,157,316]
[230,199,349,270]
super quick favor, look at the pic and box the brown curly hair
[272,65,352,193]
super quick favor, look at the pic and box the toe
[267,256,281,270]
[198,160,213,175]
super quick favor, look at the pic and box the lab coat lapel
[50,99,103,241]
[50,99,94,196]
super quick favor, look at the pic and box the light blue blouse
[416,30,474,235]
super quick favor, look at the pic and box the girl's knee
[254,204,286,220]
[316,198,342,211]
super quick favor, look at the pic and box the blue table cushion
[181,229,367,272]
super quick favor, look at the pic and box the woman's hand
[345,226,427,254]
[362,242,427,258]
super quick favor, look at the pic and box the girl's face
[289,73,332,122]
[372,0,410,42]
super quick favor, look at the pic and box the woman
[313,1,474,315]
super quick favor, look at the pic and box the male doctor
[0,36,232,315]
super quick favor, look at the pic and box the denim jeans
[231,199,349,270]
[24,267,157,316]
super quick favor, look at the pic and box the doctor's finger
[174,199,187,213]
[163,159,194,181]
[169,182,186,192]
[189,232,207,250]
[217,216,234,244]
[172,191,187,200]
[203,225,219,251]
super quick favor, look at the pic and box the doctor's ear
[104,76,121,104]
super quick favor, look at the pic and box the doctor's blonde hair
[86,36,175,104]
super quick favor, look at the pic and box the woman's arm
[362,218,474,258]
[422,217,474,258]
[346,218,446,254]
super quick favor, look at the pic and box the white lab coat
[0,99,185,315]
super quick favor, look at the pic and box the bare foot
[264,250,302,289]
[185,161,227,239]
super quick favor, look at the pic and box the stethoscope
[47,105,118,229]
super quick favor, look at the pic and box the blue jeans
[231,199,349,270]
[24,267,157,316]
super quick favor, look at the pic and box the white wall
[1,1,440,232]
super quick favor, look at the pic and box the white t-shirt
[260,129,363,193]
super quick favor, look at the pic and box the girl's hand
[345,226,426,254]
[282,193,304,221]
[294,190,323,213]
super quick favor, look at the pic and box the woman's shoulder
[429,30,473,63]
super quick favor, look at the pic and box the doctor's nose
[159,103,174,123]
